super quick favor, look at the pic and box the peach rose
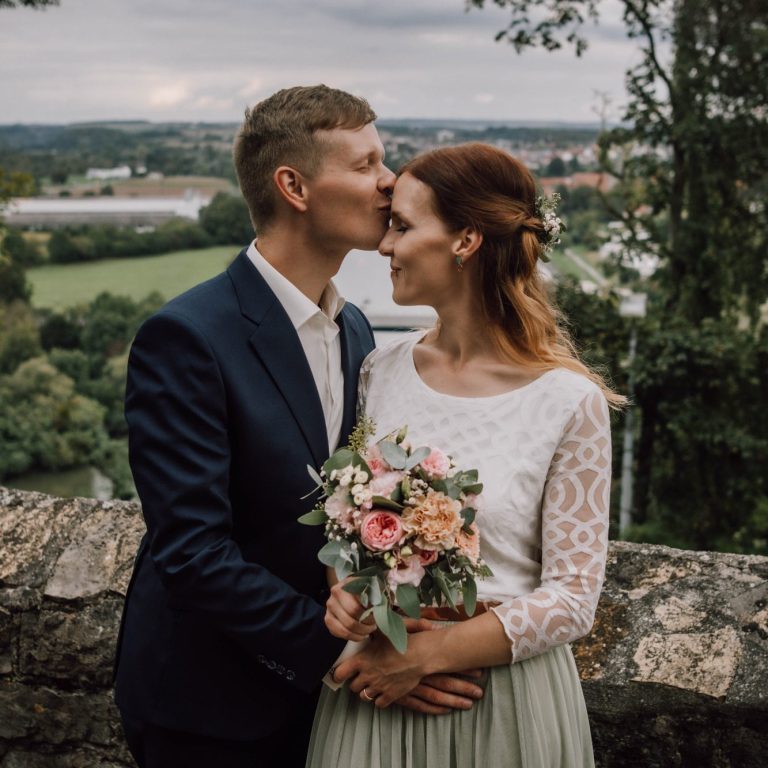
[360,509,404,552]
[401,490,463,551]
[419,448,451,479]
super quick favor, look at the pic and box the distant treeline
[0,124,237,185]
[0,121,600,188]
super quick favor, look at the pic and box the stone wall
[1,486,767,767]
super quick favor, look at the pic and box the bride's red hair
[400,142,625,408]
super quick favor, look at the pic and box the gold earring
[455,255,463,272]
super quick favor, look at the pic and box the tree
[0,357,107,480]
[0,300,41,374]
[471,0,768,325]
[199,192,255,244]
[544,156,567,177]
[470,0,768,551]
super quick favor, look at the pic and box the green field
[28,246,236,310]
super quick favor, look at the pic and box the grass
[27,246,236,310]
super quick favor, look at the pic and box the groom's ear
[273,166,309,213]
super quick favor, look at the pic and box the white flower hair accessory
[535,192,566,262]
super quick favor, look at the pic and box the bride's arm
[336,388,611,705]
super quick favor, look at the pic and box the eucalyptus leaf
[318,540,343,567]
[322,449,357,476]
[434,570,457,610]
[342,577,371,595]
[297,507,328,526]
[462,483,484,496]
[371,495,405,512]
[379,440,408,470]
[405,446,431,470]
[460,507,476,530]
[462,578,477,617]
[374,602,407,654]
[307,464,324,487]
[395,584,421,619]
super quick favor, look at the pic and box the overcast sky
[1,0,644,125]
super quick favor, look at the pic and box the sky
[1,0,643,125]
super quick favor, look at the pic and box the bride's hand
[335,628,433,707]
[324,578,377,642]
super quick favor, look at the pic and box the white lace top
[359,332,612,664]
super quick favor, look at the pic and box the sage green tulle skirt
[306,644,594,768]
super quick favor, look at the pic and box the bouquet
[299,419,492,653]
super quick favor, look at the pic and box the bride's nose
[378,229,394,256]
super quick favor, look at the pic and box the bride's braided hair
[400,142,625,409]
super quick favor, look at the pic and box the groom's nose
[378,165,396,196]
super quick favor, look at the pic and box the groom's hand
[395,670,484,715]
[396,618,484,715]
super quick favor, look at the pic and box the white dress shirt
[246,241,345,452]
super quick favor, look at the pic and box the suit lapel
[228,251,329,469]
[337,310,360,449]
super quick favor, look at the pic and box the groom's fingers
[395,694,451,716]
[396,680,475,712]
[420,673,484,702]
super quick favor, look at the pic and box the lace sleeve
[491,387,612,663]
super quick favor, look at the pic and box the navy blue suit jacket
[114,249,375,740]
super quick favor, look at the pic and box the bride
[307,142,623,768]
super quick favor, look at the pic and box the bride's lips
[390,263,402,278]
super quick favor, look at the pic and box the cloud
[148,83,190,108]
[0,0,640,123]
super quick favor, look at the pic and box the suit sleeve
[125,310,345,692]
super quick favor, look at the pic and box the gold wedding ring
[362,687,375,702]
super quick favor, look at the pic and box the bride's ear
[453,227,483,264]
[273,166,309,213]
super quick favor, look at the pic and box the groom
[114,85,482,768]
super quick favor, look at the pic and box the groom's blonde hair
[233,84,376,232]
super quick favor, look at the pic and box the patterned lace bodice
[359,332,611,663]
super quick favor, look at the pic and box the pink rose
[387,555,426,589]
[364,444,389,477]
[360,509,403,552]
[414,548,438,566]
[368,471,405,500]
[420,448,451,479]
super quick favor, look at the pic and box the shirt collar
[246,241,345,330]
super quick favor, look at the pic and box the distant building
[85,166,132,181]
[5,194,210,228]
[538,172,618,196]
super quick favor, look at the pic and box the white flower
[354,471,368,484]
